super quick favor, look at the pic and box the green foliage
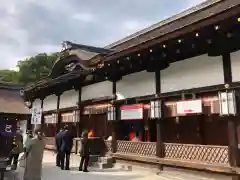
[0,52,60,86]
[0,69,19,83]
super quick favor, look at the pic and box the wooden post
[111,81,117,154]
[40,98,44,131]
[27,101,33,131]
[77,87,82,137]
[222,52,240,179]
[155,70,164,170]
[56,93,61,133]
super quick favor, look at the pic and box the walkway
[5,151,231,180]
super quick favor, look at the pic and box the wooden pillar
[77,87,82,137]
[155,70,164,161]
[27,102,33,131]
[56,93,61,133]
[222,53,239,169]
[39,98,44,131]
[111,81,118,153]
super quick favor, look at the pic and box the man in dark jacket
[79,131,90,172]
[60,125,73,170]
[55,128,63,167]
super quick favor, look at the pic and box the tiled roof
[0,89,30,114]
[105,0,224,49]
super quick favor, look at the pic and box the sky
[0,0,205,70]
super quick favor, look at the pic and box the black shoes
[78,168,89,172]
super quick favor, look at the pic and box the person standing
[23,130,33,151]
[79,131,90,172]
[8,128,24,170]
[55,128,63,167]
[23,128,45,180]
[60,125,73,170]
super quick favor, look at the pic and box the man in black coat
[79,131,90,172]
[60,125,73,170]
[55,128,63,167]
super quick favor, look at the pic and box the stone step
[98,156,113,164]
[97,156,114,169]
[98,162,114,169]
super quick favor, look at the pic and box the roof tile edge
[105,0,223,49]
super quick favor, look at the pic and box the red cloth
[129,132,142,141]
[129,132,135,141]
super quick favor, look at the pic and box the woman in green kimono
[23,129,45,180]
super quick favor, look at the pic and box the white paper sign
[177,100,202,115]
[150,100,161,118]
[31,108,42,124]
[219,91,236,115]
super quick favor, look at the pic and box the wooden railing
[116,140,156,157]
[43,138,229,165]
[164,143,229,165]
[44,137,55,150]
[105,140,229,165]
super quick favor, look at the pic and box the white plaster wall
[81,81,112,101]
[59,89,78,109]
[161,54,224,93]
[116,71,155,99]
[231,50,240,82]
[43,95,57,112]
[32,99,41,109]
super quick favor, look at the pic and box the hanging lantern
[218,90,237,116]
[107,106,116,121]
[150,99,161,119]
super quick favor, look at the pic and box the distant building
[0,82,30,134]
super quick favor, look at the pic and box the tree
[0,52,60,85]
[0,69,19,83]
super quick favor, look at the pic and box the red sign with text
[120,104,144,120]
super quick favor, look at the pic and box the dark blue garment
[55,131,63,151]
[60,130,73,153]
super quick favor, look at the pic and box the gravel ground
[2,151,232,180]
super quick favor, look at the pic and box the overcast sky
[0,0,205,69]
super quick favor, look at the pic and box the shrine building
[21,0,240,177]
